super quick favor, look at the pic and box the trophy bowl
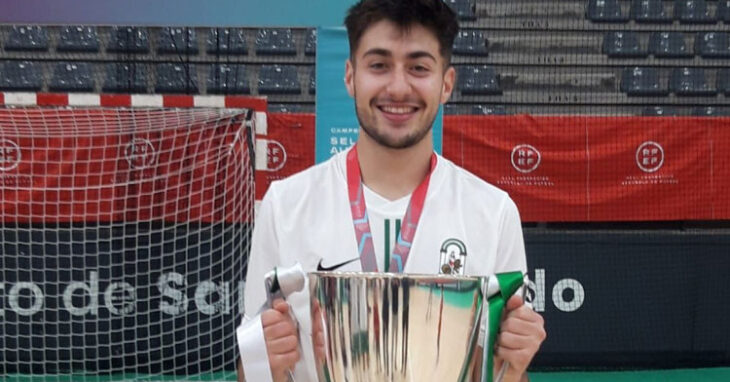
[308,271,486,382]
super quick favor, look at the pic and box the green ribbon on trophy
[481,271,525,382]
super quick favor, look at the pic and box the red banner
[1,110,123,223]
[258,114,728,222]
[587,117,713,221]
[254,113,315,200]
[444,115,589,222]
[1,108,253,223]
[713,121,730,219]
[442,115,728,222]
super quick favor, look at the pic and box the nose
[385,66,412,100]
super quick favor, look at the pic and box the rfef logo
[0,139,21,171]
[125,138,157,169]
[266,140,286,172]
[511,144,541,173]
[636,141,664,173]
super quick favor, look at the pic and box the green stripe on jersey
[383,219,402,272]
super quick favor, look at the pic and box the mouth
[376,104,419,123]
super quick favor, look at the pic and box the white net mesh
[0,106,255,380]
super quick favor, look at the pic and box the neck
[356,131,434,201]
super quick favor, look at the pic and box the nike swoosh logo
[317,257,360,272]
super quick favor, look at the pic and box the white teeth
[381,106,414,114]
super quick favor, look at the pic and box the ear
[440,66,456,104]
[344,59,355,98]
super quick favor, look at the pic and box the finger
[261,308,284,327]
[494,345,532,372]
[267,334,299,354]
[501,312,544,334]
[264,319,298,340]
[261,307,297,329]
[506,307,545,328]
[271,298,290,314]
[271,350,300,368]
[270,350,300,379]
[497,331,535,351]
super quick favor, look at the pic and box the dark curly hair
[344,0,459,67]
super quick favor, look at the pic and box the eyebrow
[361,48,437,63]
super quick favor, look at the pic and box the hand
[495,295,546,382]
[262,298,300,382]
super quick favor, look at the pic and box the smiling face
[344,19,455,150]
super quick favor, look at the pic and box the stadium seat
[308,66,315,95]
[631,0,672,23]
[642,105,678,116]
[206,28,247,55]
[457,65,501,95]
[587,0,629,22]
[57,26,99,52]
[207,64,250,94]
[305,29,317,56]
[444,104,460,115]
[154,63,198,93]
[692,106,730,116]
[102,63,148,93]
[720,1,730,22]
[620,67,668,96]
[695,32,730,58]
[669,67,715,96]
[258,65,301,94]
[0,61,43,90]
[50,62,94,92]
[158,27,198,54]
[603,31,646,57]
[675,0,714,24]
[471,104,507,115]
[4,26,49,51]
[717,69,730,94]
[453,29,488,56]
[648,32,693,58]
[107,27,150,53]
[255,28,296,55]
[445,0,477,21]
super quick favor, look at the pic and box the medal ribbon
[346,145,436,273]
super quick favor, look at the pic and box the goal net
[0,105,256,380]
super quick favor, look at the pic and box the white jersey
[242,149,527,379]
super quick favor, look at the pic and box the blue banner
[315,27,358,163]
[0,0,357,26]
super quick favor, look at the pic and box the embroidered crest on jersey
[439,238,467,275]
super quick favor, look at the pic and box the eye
[412,64,430,73]
[369,62,386,71]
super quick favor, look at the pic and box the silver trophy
[263,265,524,382]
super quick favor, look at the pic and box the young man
[238,0,545,381]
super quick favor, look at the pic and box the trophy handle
[264,262,307,305]
[480,272,525,382]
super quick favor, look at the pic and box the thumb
[271,298,290,314]
[505,294,524,312]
